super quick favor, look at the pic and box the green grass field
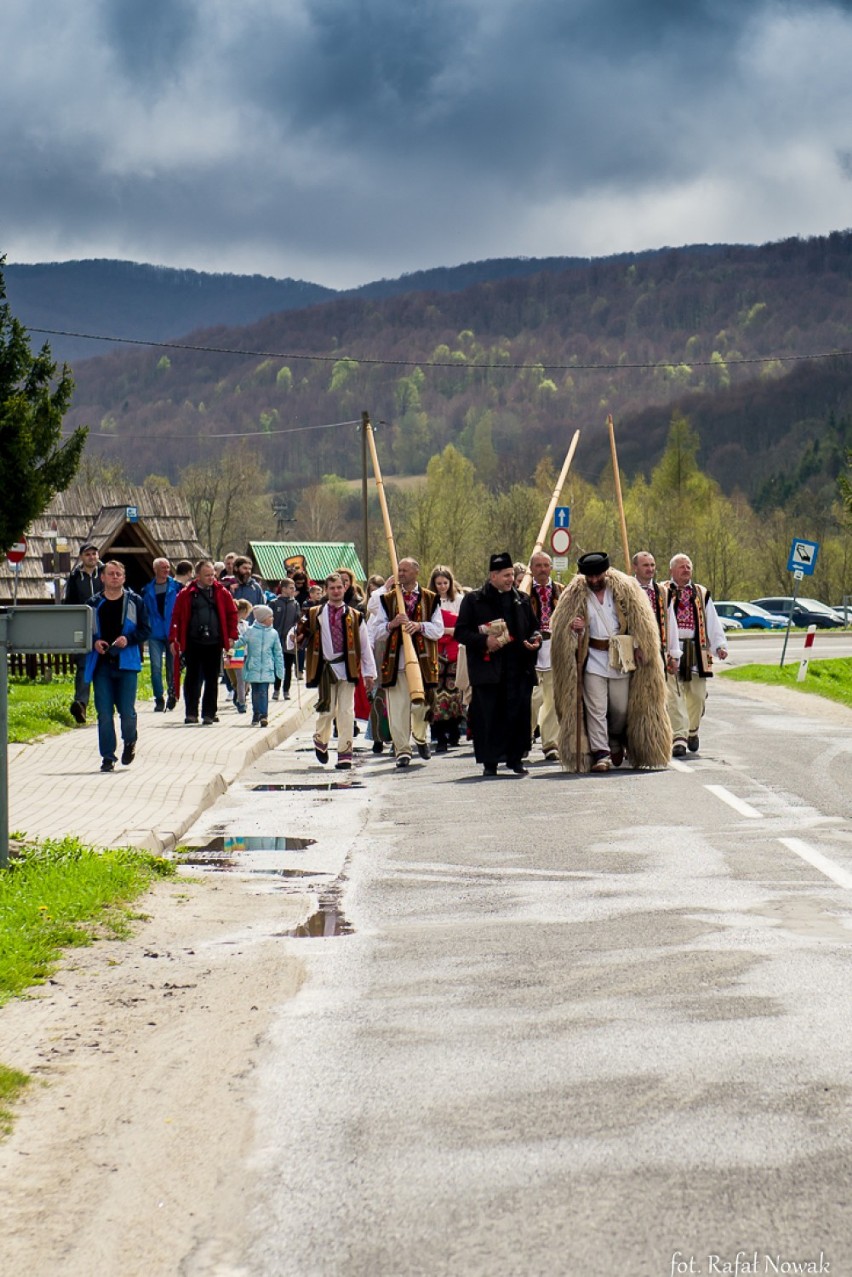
[7,671,154,744]
[721,656,852,709]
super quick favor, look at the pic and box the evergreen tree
[0,261,87,552]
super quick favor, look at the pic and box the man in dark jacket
[272,577,300,699]
[455,551,541,777]
[63,542,102,723]
[169,559,239,724]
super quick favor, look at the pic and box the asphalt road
[725,628,852,667]
[184,680,852,1277]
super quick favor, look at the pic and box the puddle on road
[179,854,329,878]
[188,834,316,854]
[278,899,354,938]
[250,782,364,792]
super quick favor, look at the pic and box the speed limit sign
[550,527,571,555]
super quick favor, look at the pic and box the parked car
[718,615,743,632]
[830,603,850,625]
[750,596,844,629]
[715,601,788,630]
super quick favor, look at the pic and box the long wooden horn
[518,429,581,595]
[362,412,425,705]
[607,414,631,572]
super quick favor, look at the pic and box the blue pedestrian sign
[787,537,819,575]
[554,506,571,529]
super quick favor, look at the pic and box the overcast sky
[2,0,852,289]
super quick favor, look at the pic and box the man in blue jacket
[141,557,182,711]
[85,560,151,772]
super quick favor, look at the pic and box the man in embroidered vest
[367,557,443,769]
[551,551,672,772]
[524,551,564,762]
[663,553,728,758]
[632,550,681,672]
[455,551,542,778]
[299,573,376,770]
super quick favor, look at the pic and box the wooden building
[0,486,206,604]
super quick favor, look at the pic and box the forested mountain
[5,248,730,364]
[3,260,336,363]
[60,231,852,509]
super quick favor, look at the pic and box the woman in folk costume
[428,563,465,752]
[550,551,672,772]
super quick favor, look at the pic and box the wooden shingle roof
[0,485,206,602]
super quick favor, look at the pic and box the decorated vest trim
[667,581,713,677]
[380,586,439,688]
[303,604,363,687]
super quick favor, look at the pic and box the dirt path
[0,871,310,1277]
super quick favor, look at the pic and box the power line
[69,417,361,440]
[27,325,852,372]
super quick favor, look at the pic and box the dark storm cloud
[2,0,852,284]
[99,0,199,85]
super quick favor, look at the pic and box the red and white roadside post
[796,625,817,682]
[6,537,27,606]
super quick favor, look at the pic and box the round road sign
[6,536,27,565]
[550,527,571,555]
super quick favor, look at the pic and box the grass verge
[720,656,852,710]
[0,835,175,1005]
[7,672,154,744]
[0,835,176,1133]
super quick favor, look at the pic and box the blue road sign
[787,537,819,575]
[554,506,571,529]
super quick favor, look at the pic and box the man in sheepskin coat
[551,552,673,772]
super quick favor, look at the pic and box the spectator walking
[141,557,181,711]
[243,604,284,727]
[63,542,102,724]
[233,556,266,606]
[169,559,239,725]
[84,560,150,772]
[272,578,300,699]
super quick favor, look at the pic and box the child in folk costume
[297,573,377,770]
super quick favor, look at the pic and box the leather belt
[589,637,610,650]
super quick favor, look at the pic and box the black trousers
[274,653,296,696]
[469,677,533,768]
[184,644,222,719]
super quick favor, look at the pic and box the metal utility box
[2,606,92,653]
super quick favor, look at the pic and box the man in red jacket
[170,559,239,724]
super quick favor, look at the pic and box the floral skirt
[432,657,464,722]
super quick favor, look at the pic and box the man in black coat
[455,552,542,777]
[63,541,103,724]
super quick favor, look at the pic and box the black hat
[489,551,513,572]
[79,542,98,554]
[577,551,610,576]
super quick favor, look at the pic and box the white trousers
[583,672,629,755]
[530,668,559,753]
[386,672,429,758]
[315,681,356,760]
[667,675,708,743]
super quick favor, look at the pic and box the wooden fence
[7,652,77,679]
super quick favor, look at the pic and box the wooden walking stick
[575,637,584,774]
[362,411,425,705]
[607,414,631,573]
[518,429,581,595]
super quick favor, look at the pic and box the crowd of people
[62,542,728,777]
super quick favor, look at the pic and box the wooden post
[518,429,581,595]
[607,414,630,572]
[362,413,425,705]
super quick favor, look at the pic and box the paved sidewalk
[7,684,317,854]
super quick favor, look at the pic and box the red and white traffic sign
[550,527,571,555]
[5,536,27,565]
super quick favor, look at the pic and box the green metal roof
[248,541,366,584]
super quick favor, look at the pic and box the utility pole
[360,411,370,580]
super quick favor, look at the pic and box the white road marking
[704,784,763,819]
[668,759,693,773]
[778,837,852,891]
